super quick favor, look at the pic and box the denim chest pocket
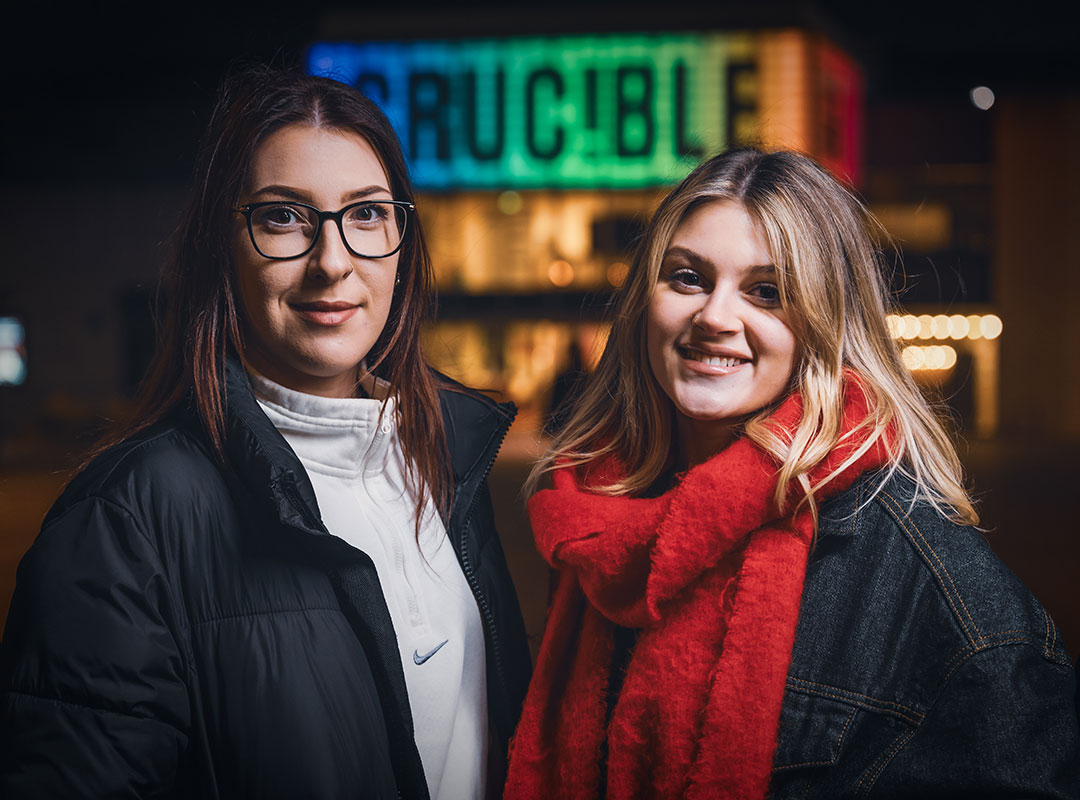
[771,685,929,799]
[773,690,858,771]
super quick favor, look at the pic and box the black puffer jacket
[0,357,532,799]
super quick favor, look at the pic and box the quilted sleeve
[0,496,190,798]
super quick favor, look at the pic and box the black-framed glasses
[234,199,415,260]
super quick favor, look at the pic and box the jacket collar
[817,468,898,540]
[220,353,515,545]
[437,375,516,485]
[435,373,516,533]
[222,354,330,539]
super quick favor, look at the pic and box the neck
[675,414,737,470]
[242,346,360,399]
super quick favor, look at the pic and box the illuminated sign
[307,32,864,189]
[308,35,751,189]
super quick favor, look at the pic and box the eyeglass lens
[249,202,406,259]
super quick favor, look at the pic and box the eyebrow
[248,184,393,203]
[663,246,777,275]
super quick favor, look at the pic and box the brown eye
[670,269,703,288]
[750,283,781,305]
[345,202,391,229]
[253,204,307,231]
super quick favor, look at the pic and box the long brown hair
[101,65,452,518]
[529,147,977,526]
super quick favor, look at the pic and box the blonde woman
[505,148,1080,799]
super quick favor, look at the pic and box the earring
[394,273,401,286]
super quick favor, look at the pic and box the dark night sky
[1,1,1074,186]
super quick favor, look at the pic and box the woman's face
[233,124,399,397]
[646,200,798,464]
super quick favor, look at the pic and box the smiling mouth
[679,346,749,368]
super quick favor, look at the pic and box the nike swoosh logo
[413,639,449,665]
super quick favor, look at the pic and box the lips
[290,300,360,326]
[678,345,750,374]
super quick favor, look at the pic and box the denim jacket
[770,471,1080,799]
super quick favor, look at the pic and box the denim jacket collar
[817,469,892,540]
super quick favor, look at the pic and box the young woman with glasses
[0,67,530,799]
[504,148,1080,799]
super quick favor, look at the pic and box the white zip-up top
[251,371,488,800]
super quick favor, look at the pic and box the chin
[683,410,738,425]
[675,394,739,421]
[305,360,363,380]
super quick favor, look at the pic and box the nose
[692,287,743,335]
[306,219,354,283]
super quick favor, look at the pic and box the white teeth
[683,348,745,367]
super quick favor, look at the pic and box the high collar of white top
[248,369,398,481]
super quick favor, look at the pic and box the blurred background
[1,1,1077,658]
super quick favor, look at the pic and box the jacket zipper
[283,478,325,533]
[455,411,513,704]
[282,475,421,800]
[283,409,514,751]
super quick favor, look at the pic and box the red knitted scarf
[505,380,888,800]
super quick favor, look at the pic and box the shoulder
[433,370,517,481]
[806,470,1071,667]
[434,370,516,429]
[777,472,1080,794]
[44,417,232,548]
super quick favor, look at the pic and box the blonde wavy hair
[528,147,977,525]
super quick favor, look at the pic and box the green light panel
[308,34,745,189]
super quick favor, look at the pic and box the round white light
[902,346,925,370]
[966,315,983,340]
[970,86,995,111]
[917,314,935,339]
[902,315,921,339]
[948,314,969,339]
[942,346,957,369]
[932,314,951,339]
[980,314,1003,339]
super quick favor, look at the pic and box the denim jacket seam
[856,727,917,797]
[843,477,865,533]
[943,632,1072,686]
[855,641,1029,797]
[819,473,865,538]
[864,638,1070,795]
[772,704,858,771]
[784,676,923,726]
[1043,608,1062,660]
[877,490,983,645]
[785,636,1051,788]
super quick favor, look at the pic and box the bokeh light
[607,261,629,287]
[886,313,1002,342]
[980,314,1003,339]
[970,86,995,111]
[548,259,575,287]
[497,191,523,215]
[901,344,957,371]
[948,314,969,339]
